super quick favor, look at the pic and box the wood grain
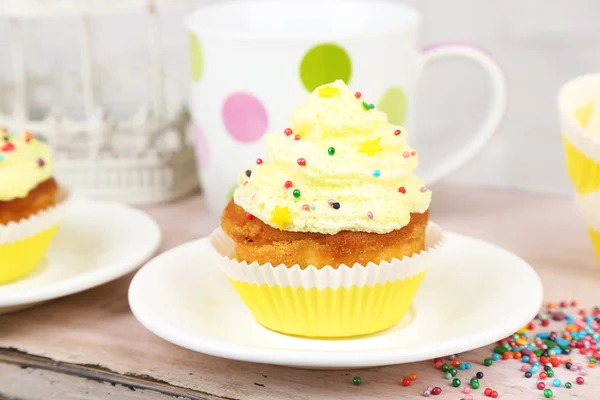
[0,186,599,399]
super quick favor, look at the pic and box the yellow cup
[559,74,600,263]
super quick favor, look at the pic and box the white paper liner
[559,73,600,161]
[210,222,446,290]
[0,187,71,245]
[575,191,600,231]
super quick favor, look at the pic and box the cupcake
[0,130,69,284]
[212,80,444,337]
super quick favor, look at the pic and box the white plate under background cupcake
[129,230,543,369]
[0,198,161,313]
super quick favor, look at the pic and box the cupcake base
[229,272,426,338]
[0,226,59,284]
[211,223,445,338]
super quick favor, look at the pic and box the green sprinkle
[544,388,553,398]
[449,368,457,377]
[293,189,301,198]
[484,358,493,367]
[328,147,335,156]
[441,364,450,372]
[445,373,452,380]
[452,378,461,388]
[547,369,554,377]
[565,382,572,389]
[362,101,374,110]
[352,376,362,386]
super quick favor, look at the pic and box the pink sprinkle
[463,387,471,394]
[465,396,473,400]
[402,151,410,158]
[302,204,310,211]
[411,151,416,156]
[367,211,373,220]
[294,134,301,141]
[394,129,401,136]
[521,366,530,372]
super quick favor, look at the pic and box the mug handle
[419,43,507,185]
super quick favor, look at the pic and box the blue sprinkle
[531,366,539,373]
[533,362,540,367]
[523,356,530,363]
[459,364,465,370]
[556,338,570,347]
[0,154,4,162]
[492,354,500,361]
[309,204,316,210]
[373,170,381,177]
[465,363,472,369]
[536,333,550,339]
[553,379,561,387]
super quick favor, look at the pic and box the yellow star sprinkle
[358,137,383,157]
[318,85,340,98]
[271,205,292,230]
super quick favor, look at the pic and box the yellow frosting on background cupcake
[234,80,431,235]
[0,132,53,201]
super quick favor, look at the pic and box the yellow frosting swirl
[234,80,431,234]
[0,132,54,201]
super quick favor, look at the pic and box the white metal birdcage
[0,0,199,204]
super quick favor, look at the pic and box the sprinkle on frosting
[0,131,54,201]
[233,80,431,234]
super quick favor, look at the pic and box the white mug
[187,0,506,216]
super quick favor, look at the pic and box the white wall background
[1,0,598,195]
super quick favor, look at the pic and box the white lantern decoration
[0,0,199,204]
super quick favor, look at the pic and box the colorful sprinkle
[394,129,401,136]
[565,382,572,388]
[297,158,306,166]
[362,101,374,110]
[352,376,362,386]
[420,186,428,193]
[398,186,406,194]
[354,92,361,99]
[451,378,461,387]
[431,387,442,395]
[373,169,380,177]
[328,199,334,206]
[37,158,45,167]
[284,128,293,136]
[245,212,254,220]
[309,204,316,210]
[367,211,373,220]
[576,376,585,385]
[543,388,553,398]
[484,358,493,366]
[294,134,301,141]
[409,373,417,381]
[302,204,310,211]
[401,378,411,387]
[1,142,15,152]
[25,131,32,143]
[284,180,293,189]
[328,147,335,156]
[0,155,4,162]
[293,189,301,198]
[402,151,410,158]
[256,158,263,165]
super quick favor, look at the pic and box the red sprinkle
[490,390,498,398]
[284,128,293,136]
[302,204,310,211]
[245,213,254,220]
[576,376,585,385]
[411,151,416,156]
[284,180,293,189]
[294,135,301,141]
[484,388,492,396]
[297,158,306,166]
[354,92,362,99]
[1,142,15,152]
[539,371,547,380]
[401,378,410,387]
[394,129,401,136]
[431,387,442,395]
[398,187,406,194]
[541,319,550,327]
[537,382,545,390]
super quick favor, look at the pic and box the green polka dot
[378,86,408,125]
[228,184,238,202]
[189,31,204,81]
[299,43,352,92]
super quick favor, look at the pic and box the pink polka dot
[222,92,268,143]
[192,123,209,169]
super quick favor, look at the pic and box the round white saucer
[129,231,543,369]
[0,198,161,313]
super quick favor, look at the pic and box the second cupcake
[212,80,444,338]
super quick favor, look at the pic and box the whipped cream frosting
[0,131,54,201]
[234,80,431,234]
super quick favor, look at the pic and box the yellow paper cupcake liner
[211,223,445,338]
[229,272,426,338]
[0,226,59,284]
[563,136,600,194]
[588,227,600,263]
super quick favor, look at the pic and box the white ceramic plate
[0,198,161,313]
[129,232,543,369]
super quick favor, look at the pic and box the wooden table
[0,186,598,400]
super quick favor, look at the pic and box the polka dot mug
[187,0,506,218]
